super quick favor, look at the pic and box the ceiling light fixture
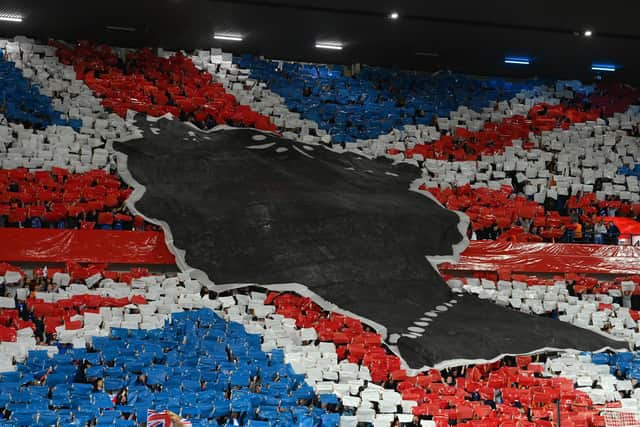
[0,13,23,23]
[416,52,439,57]
[315,42,343,50]
[504,56,530,65]
[584,29,593,37]
[389,12,399,19]
[592,63,616,72]
[214,33,243,42]
[106,25,136,32]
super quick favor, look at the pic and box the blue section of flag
[0,49,82,131]
[234,54,544,143]
[0,308,340,426]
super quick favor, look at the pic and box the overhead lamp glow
[584,29,593,37]
[592,63,616,72]
[0,13,23,23]
[315,42,343,50]
[389,12,399,19]
[106,25,136,32]
[504,56,530,65]
[213,33,243,42]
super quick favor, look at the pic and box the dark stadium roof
[2,0,639,82]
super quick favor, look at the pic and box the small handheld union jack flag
[147,409,193,426]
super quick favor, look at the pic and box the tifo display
[1,32,640,427]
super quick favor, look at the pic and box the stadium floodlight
[0,13,23,23]
[504,56,530,65]
[592,63,616,72]
[214,33,243,42]
[315,42,343,50]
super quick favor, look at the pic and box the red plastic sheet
[0,228,174,264]
[607,216,640,236]
[440,241,640,275]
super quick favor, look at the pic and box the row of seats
[264,293,605,427]
[583,83,640,118]
[0,36,144,200]
[417,126,640,202]
[235,54,545,143]
[1,263,155,299]
[2,36,141,141]
[0,272,207,357]
[0,275,347,427]
[424,185,632,243]
[0,50,79,131]
[53,42,277,132]
[548,351,640,408]
[245,284,640,424]
[36,264,152,287]
[399,102,602,163]
[0,309,340,427]
[0,168,141,229]
[0,274,619,427]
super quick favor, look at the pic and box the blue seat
[85,366,104,379]
[37,410,58,426]
[321,413,340,427]
[104,378,125,392]
[92,392,115,409]
[10,409,36,427]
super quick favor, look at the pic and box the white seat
[356,408,375,423]
[378,400,398,413]
[340,416,357,427]
[373,414,395,427]
[362,388,380,402]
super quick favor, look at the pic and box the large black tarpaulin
[116,119,623,368]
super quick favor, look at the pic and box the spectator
[607,221,621,245]
[607,196,619,217]
[572,221,583,242]
[516,217,532,234]
[582,221,594,243]
[115,387,128,405]
[93,378,104,392]
[594,220,607,244]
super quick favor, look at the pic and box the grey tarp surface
[115,119,623,368]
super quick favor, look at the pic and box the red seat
[0,325,17,342]
[97,212,114,225]
[456,406,474,421]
